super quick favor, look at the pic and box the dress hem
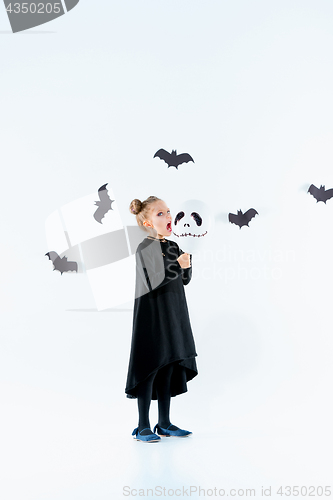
[125,353,198,399]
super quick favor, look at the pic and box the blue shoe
[132,427,161,442]
[153,423,192,437]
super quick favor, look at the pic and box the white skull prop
[171,199,214,254]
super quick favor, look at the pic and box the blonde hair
[129,195,162,231]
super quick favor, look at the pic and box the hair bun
[129,199,143,215]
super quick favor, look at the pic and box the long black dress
[125,236,198,400]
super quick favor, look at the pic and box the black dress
[125,236,198,400]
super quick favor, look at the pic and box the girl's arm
[136,242,183,293]
[179,251,192,286]
[181,254,192,285]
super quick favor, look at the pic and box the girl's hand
[177,252,191,269]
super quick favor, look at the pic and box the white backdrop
[1,1,332,499]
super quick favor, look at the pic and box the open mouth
[166,221,172,231]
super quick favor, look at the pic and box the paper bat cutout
[45,251,78,274]
[228,209,258,229]
[307,184,333,203]
[153,149,194,169]
[93,183,115,223]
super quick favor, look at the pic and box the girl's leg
[154,363,191,435]
[136,371,156,435]
[155,363,175,429]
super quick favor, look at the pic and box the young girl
[125,195,198,442]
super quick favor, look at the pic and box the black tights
[136,363,175,433]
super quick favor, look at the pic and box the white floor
[1,309,331,500]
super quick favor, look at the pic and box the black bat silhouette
[93,183,115,223]
[153,149,194,169]
[228,209,258,229]
[45,252,78,274]
[307,184,333,203]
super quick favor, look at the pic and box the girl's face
[144,200,172,238]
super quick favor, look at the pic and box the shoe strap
[154,423,173,433]
[133,427,153,436]
[139,428,152,434]
[154,423,173,431]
